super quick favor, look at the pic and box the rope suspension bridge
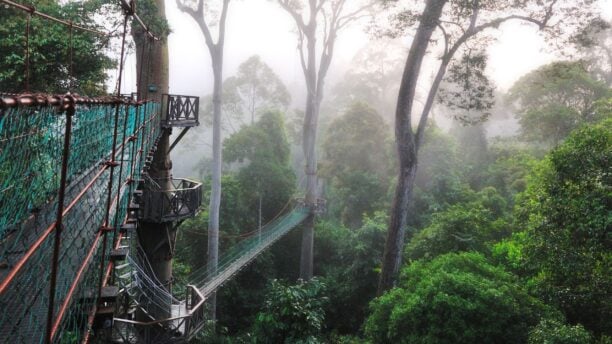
[0,1,319,343]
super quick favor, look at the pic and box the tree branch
[218,0,231,47]
[416,6,553,147]
[175,0,216,50]
[278,0,307,31]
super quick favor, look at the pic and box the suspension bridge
[0,1,318,343]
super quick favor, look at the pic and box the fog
[117,0,611,101]
[118,0,612,177]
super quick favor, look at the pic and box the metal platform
[160,94,199,128]
[138,178,203,223]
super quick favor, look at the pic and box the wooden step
[93,306,115,330]
[110,248,128,262]
[120,223,136,234]
[78,286,120,305]
[99,286,119,304]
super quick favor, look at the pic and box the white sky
[117,0,612,102]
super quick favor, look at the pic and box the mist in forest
[1,0,610,342]
[160,1,611,179]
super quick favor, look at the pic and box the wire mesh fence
[0,97,160,343]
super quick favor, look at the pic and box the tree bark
[175,0,230,320]
[133,4,169,102]
[137,130,175,320]
[207,49,223,319]
[132,0,173,323]
[299,13,320,281]
[378,0,448,295]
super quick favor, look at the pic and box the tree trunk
[207,50,223,319]
[378,0,447,295]
[132,0,173,322]
[299,26,320,281]
[133,10,169,101]
[137,130,175,320]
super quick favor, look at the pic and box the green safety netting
[189,206,309,297]
[0,101,160,343]
[0,97,309,343]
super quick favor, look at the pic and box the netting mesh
[0,106,63,232]
[189,207,309,296]
[0,100,160,344]
[0,97,307,343]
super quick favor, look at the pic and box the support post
[99,13,129,298]
[45,98,75,344]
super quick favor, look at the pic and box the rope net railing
[111,204,309,341]
[188,206,309,296]
[0,96,161,343]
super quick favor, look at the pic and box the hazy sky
[118,0,612,102]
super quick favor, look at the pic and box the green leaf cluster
[517,117,612,336]
[0,1,113,94]
[365,252,555,344]
[252,278,328,344]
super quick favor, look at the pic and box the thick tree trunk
[300,95,319,280]
[378,0,447,295]
[299,26,320,281]
[137,130,175,320]
[132,0,173,322]
[206,50,223,320]
[133,5,169,102]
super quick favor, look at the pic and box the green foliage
[406,189,510,261]
[252,278,328,344]
[528,319,593,344]
[517,118,612,336]
[224,110,296,223]
[508,61,610,145]
[411,123,478,229]
[491,231,531,276]
[315,213,387,334]
[365,252,554,344]
[321,102,392,228]
[484,141,538,199]
[133,0,171,38]
[177,174,249,269]
[202,56,291,127]
[438,50,495,124]
[0,1,113,94]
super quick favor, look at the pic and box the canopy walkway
[112,207,310,343]
[0,1,313,342]
[0,95,161,343]
[0,93,312,344]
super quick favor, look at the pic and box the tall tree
[175,0,231,317]
[201,55,291,131]
[133,0,171,101]
[276,0,373,280]
[0,0,112,94]
[378,0,599,294]
[518,116,611,337]
[128,0,174,323]
[570,17,611,85]
[320,102,392,228]
[329,39,405,121]
[223,55,291,125]
[224,110,297,223]
[507,61,610,146]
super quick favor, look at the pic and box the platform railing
[138,178,202,223]
[160,94,199,128]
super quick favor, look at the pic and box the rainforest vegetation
[0,0,610,343]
